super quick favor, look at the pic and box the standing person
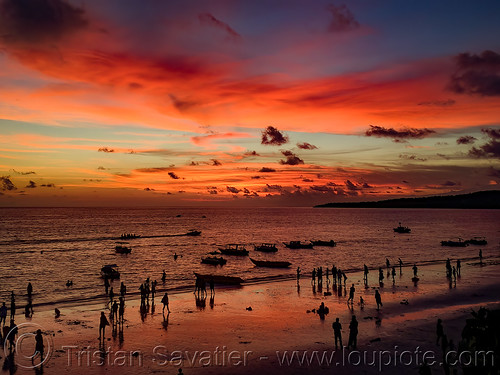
[332,318,343,350]
[457,259,461,276]
[32,329,44,364]
[118,297,125,323]
[296,267,301,283]
[363,265,369,283]
[391,266,396,283]
[375,290,383,310]
[161,292,170,314]
[104,277,110,295]
[209,278,215,296]
[120,282,126,298]
[27,283,33,298]
[311,268,316,285]
[111,300,118,322]
[0,302,7,326]
[479,249,483,265]
[412,264,418,277]
[151,281,157,302]
[386,258,390,269]
[347,315,358,350]
[7,319,18,350]
[10,292,15,318]
[378,268,384,283]
[162,270,167,283]
[109,287,114,304]
[398,258,403,272]
[347,284,355,305]
[99,311,109,340]
[436,319,444,346]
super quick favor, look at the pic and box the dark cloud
[226,186,240,194]
[25,180,36,188]
[189,161,199,166]
[399,154,428,162]
[259,167,276,173]
[0,0,88,45]
[244,150,260,156]
[211,159,222,166]
[40,183,55,187]
[302,178,314,182]
[208,189,218,194]
[362,182,372,188]
[327,4,359,33]
[436,153,451,160]
[97,166,106,170]
[169,94,199,113]
[98,147,115,153]
[296,142,318,150]
[344,180,359,191]
[417,99,456,107]
[168,172,180,179]
[261,126,289,146]
[365,125,436,140]
[250,176,262,179]
[264,184,284,192]
[448,50,500,96]
[279,150,304,165]
[456,135,477,145]
[468,128,500,158]
[441,181,460,187]
[144,187,155,191]
[136,167,169,173]
[1,176,16,191]
[10,169,36,175]
[198,13,241,39]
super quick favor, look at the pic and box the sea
[0,207,499,308]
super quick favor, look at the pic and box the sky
[0,0,499,207]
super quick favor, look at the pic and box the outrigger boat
[201,256,227,266]
[441,238,468,247]
[465,237,487,245]
[194,272,244,285]
[283,241,314,249]
[186,229,202,236]
[115,245,132,254]
[250,258,291,268]
[101,264,120,279]
[393,222,411,233]
[218,244,249,256]
[311,240,336,247]
[254,243,278,252]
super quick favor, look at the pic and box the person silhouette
[210,278,215,295]
[332,318,343,350]
[378,268,384,283]
[32,329,44,364]
[119,297,125,322]
[436,319,444,346]
[162,270,167,282]
[363,264,369,282]
[104,277,110,295]
[0,302,7,326]
[479,249,483,265]
[391,266,396,282]
[375,290,383,310]
[99,311,109,340]
[347,315,358,350]
[10,292,15,318]
[347,284,355,304]
[120,282,126,298]
[296,267,301,283]
[311,268,316,285]
[412,264,418,277]
[398,258,403,272]
[386,258,390,269]
[27,282,33,298]
[161,292,170,314]
[457,259,461,276]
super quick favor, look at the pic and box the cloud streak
[365,125,436,140]
[261,126,289,146]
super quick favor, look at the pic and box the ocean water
[0,207,499,307]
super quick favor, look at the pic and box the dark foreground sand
[2,258,499,375]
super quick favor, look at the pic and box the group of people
[332,315,359,350]
[309,265,348,287]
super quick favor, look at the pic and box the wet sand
[2,258,499,375]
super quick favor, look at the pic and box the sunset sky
[1,0,499,206]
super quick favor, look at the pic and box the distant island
[315,190,500,209]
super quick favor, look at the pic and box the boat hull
[250,258,291,268]
[194,272,244,285]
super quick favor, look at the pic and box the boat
[393,223,411,233]
[218,244,249,256]
[311,240,336,247]
[115,245,132,254]
[254,243,278,252]
[250,258,291,268]
[441,238,468,247]
[465,237,487,245]
[194,272,244,285]
[201,256,227,266]
[120,233,141,239]
[283,241,314,249]
[186,229,202,236]
[101,264,120,279]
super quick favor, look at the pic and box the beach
[2,257,499,375]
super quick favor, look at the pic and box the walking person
[332,318,343,350]
[347,284,355,305]
[32,329,44,365]
[378,268,384,283]
[347,315,358,350]
[0,302,7,327]
[375,290,383,310]
[363,264,369,283]
[161,292,170,314]
[296,267,301,283]
[99,311,110,341]
[27,283,33,299]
